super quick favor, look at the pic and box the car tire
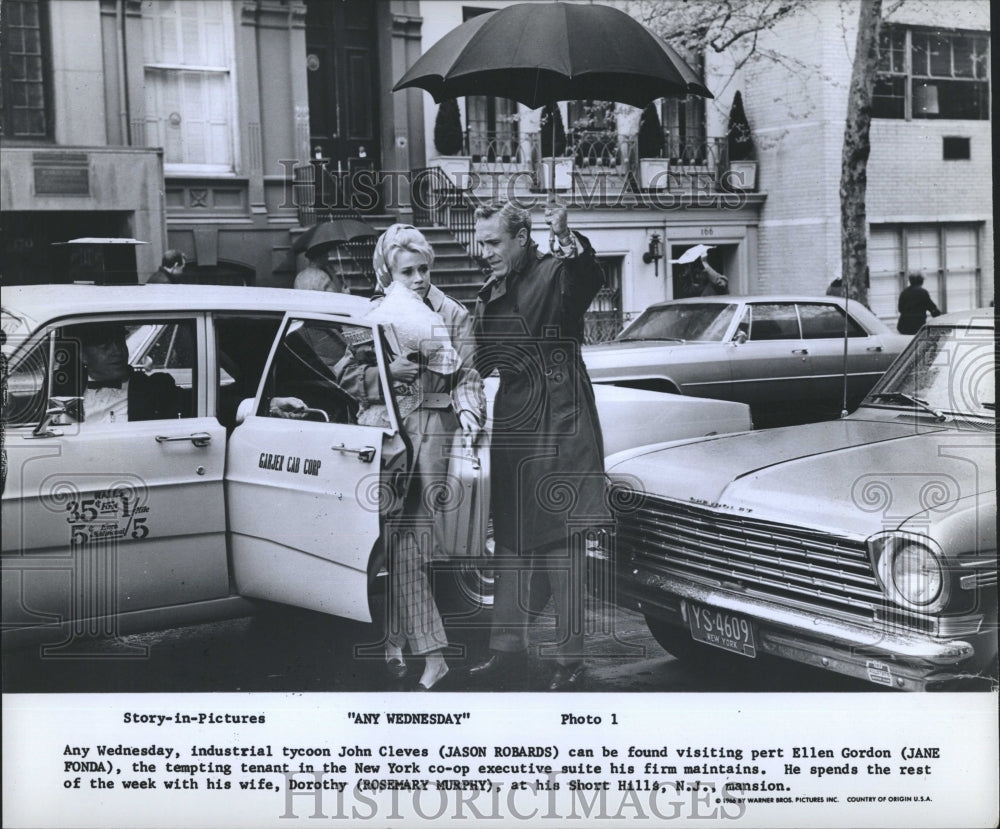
[434,518,495,627]
[643,615,712,663]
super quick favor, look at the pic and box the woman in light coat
[336,225,485,690]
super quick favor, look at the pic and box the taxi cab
[1,284,752,649]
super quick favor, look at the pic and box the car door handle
[866,346,883,352]
[333,443,376,463]
[791,348,809,355]
[155,432,212,447]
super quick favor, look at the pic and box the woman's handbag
[438,431,490,558]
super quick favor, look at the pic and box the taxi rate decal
[65,489,150,544]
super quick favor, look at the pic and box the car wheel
[435,518,495,625]
[643,615,710,662]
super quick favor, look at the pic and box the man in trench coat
[468,201,609,691]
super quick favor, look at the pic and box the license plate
[687,602,757,658]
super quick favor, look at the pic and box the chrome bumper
[618,566,981,690]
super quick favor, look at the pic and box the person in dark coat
[681,256,728,297]
[672,245,728,298]
[897,273,941,334]
[467,201,609,691]
[147,250,186,284]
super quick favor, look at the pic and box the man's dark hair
[908,273,924,286]
[161,249,186,269]
[72,321,127,348]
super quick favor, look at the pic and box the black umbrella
[392,2,712,108]
[292,218,377,256]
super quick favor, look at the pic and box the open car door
[225,313,407,623]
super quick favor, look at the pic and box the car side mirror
[732,330,748,345]
[30,396,81,438]
[235,398,255,425]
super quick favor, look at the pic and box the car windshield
[866,322,995,418]
[617,303,738,342]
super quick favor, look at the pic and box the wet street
[3,601,874,694]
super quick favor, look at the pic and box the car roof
[635,294,891,332]
[644,295,864,308]
[2,283,373,327]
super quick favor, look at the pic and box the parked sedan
[1,284,750,650]
[602,309,996,690]
[583,296,910,422]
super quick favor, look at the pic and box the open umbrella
[392,2,712,108]
[292,218,377,256]
[670,244,715,264]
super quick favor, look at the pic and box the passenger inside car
[261,319,360,424]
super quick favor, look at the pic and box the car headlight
[868,532,950,613]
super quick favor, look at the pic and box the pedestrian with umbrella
[291,218,377,294]
[392,1,713,690]
[672,244,729,298]
[295,245,349,294]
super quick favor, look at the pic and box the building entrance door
[305,0,381,212]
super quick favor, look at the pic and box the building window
[869,224,982,321]
[0,0,52,140]
[466,94,519,161]
[942,136,970,160]
[660,96,707,161]
[141,0,236,173]
[568,101,618,167]
[461,7,518,162]
[874,26,989,120]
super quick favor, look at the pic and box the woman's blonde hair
[372,224,435,289]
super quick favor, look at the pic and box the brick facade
[704,0,992,308]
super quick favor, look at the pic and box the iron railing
[449,130,732,193]
[411,167,481,260]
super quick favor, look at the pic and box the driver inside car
[68,322,180,423]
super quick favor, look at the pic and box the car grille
[617,496,910,624]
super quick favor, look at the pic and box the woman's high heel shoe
[415,666,451,691]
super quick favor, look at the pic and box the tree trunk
[840,0,882,307]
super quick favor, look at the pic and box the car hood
[608,416,996,537]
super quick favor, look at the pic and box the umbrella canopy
[671,244,715,264]
[392,2,712,109]
[293,218,377,256]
